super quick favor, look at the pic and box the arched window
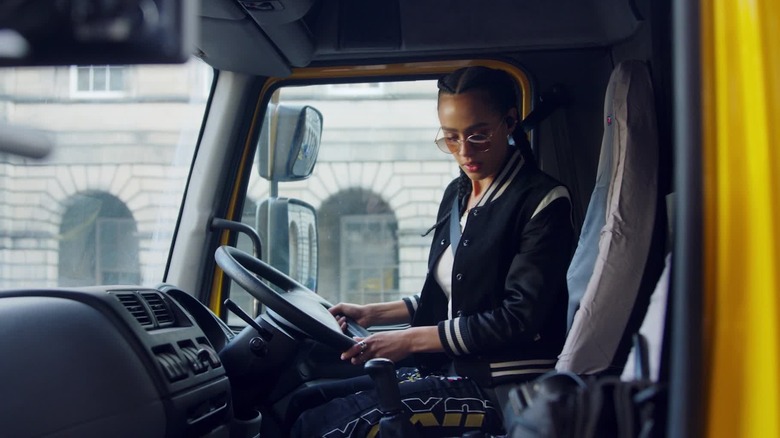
[318,189,399,304]
[58,192,140,286]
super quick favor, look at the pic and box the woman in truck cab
[292,66,574,437]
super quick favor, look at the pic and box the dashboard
[0,285,234,438]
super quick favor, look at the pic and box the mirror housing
[256,198,318,291]
[257,104,323,181]
[0,0,195,66]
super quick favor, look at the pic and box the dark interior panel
[0,289,232,438]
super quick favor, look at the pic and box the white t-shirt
[433,210,468,318]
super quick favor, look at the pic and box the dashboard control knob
[249,336,268,357]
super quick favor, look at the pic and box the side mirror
[257,104,323,181]
[256,198,318,291]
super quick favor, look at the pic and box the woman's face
[437,90,516,182]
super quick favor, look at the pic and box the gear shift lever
[364,358,419,438]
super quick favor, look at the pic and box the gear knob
[364,358,403,414]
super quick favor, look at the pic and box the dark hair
[437,66,536,169]
[421,66,536,237]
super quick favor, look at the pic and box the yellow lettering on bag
[442,413,462,427]
[409,412,440,427]
[464,413,485,428]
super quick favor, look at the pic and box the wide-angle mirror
[257,104,323,182]
[256,197,318,291]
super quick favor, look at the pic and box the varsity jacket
[403,149,573,387]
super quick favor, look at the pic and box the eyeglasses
[434,123,501,154]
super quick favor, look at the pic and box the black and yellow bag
[503,371,665,438]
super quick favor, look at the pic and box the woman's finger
[351,341,369,365]
[343,337,369,363]
[340,337,365,359]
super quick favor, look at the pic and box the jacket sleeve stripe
[402,295,420,319]
[530,185,570,219]
[440,318,471,356]
[489,359,558,369]
[439,319,463,356]
[452,317,471,354]
[491,368,555,378]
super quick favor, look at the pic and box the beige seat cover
[557,60,660,374]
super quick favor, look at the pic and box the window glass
[340,214,398,304]
[92,68,108,91]
[73,65,127,95]
[108,66,125,91]
[234,79,457,321]
[97,217,141,284]
[0,59,213,289]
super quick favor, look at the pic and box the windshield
[0,59,212,289]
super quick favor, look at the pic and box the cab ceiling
[198,0,642,76]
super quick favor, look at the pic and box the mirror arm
[210,218,263,260]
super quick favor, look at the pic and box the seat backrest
[621,253,672,381]
[557,60,665,375]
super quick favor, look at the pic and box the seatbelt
[519,85,568,134]
[518,84,584,230]
[449,196,461,256]
[548,109,585,232]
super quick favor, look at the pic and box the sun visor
[197,16,291,76]
[238,0,318,67]
[197,0,317,73]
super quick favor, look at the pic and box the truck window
[231,79,457,318]
[0,60,213,289]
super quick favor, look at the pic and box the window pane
[362,268,381,292]
[383,268,397,290]
[77,67,91,91]
[92,66,107,91]
[97,218,139,270]
[97,219,120,269]
[346,269,361,290]
[338,215,400,302]
[109,66,125,91]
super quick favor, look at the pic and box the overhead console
[197,0,318,75]
[0,287,232,437]
[195,0,644,75]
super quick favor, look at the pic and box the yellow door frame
[702,0,780,436]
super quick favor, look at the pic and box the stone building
[0,62,457,308]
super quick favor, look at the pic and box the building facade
[1,63,457,309]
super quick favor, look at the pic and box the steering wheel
[215,245,370,352]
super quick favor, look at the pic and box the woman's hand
[340,326,444,365]
[341,331,413,365]
[329,302,373,331]
[330,299,412,333]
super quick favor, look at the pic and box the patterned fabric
[291,372,504,438]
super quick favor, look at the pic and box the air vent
[141,292,174,326]
[116,293,153,327]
